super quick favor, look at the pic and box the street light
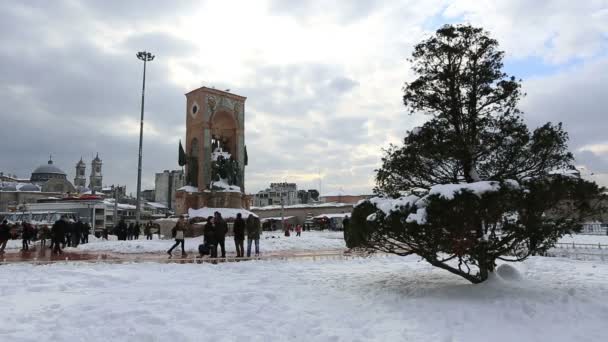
[135,51,154,225]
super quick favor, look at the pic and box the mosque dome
[17,183,41,192]
[31,157,67,183]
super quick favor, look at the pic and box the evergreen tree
[353,24,605,283]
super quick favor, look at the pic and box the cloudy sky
[1,0,607,195]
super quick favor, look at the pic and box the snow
[210,179,241,192]
[145,202,166,209]
[261,216,295,222]
[320,190,361,197]
[314,213,351,219]
[188,207,257,220]
[177,185,198,193]
[211,148,231,161]
[427,181,502,200]
[368,195,420,215]
[252,202,352,210]
[103,199,136,210]
[558,234,608,245]
[406,207,427,224]
[0,255,606,341]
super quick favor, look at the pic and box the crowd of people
[112,219,156,241]
[0,216,92,255]
[167,212,262,259]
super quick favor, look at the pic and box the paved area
[0,244,360,265]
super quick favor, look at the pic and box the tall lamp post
[135,51,154,225]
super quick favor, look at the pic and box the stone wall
[251,204,353,226]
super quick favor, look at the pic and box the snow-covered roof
[261,216,295,222]
[252,202,352,211]
[314,213,351,219]
[177,185,199,193]
[188,207,258,219]
[145,202,167,209]
[320,190,361,197]
[103,199,136,210]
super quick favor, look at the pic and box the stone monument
[175,87,250,214]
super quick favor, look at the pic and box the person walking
[21,221,32,251]
[0,219,10,254]
[214,212,228,258]
[203,216,217,258]
[233,213,245,258]
[51,215,68,255]
[295,224,302,237]
[246,215,261,257]
[167,216,187,258]
[39,225,50,248]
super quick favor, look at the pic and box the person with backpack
[167,216,187,258]
[214,212,228,258]
[233,213,245,258]
[246,214,261,257]
[201,216,216,258]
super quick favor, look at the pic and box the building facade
[155,170,184,211]
[254,182,299,207]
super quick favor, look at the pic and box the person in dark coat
[116,218,127,241]
[0,219,11,254]
[342,215,350,246]
[203,216,217,258]
[144,222,152,240]
[21,221,32,251]
[127,223,134,240]
[72,219,83,247]
[246,215,261,257]
[133,223,140,240]
[233,213,245,258]
[213,212,228,258]
[81,221,90,244]
[51,216,68,255]
[64,221,73,247]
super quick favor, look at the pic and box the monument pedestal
[175,190,251,215]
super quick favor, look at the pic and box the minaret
[89,153,103,191]
[74,157,86,187]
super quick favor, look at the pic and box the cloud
[0,0,607,197]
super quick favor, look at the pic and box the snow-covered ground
[1,230,346,254]
[0,255,606,341]
[558,234,608,245]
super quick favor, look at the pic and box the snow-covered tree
[350,24,606,283]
